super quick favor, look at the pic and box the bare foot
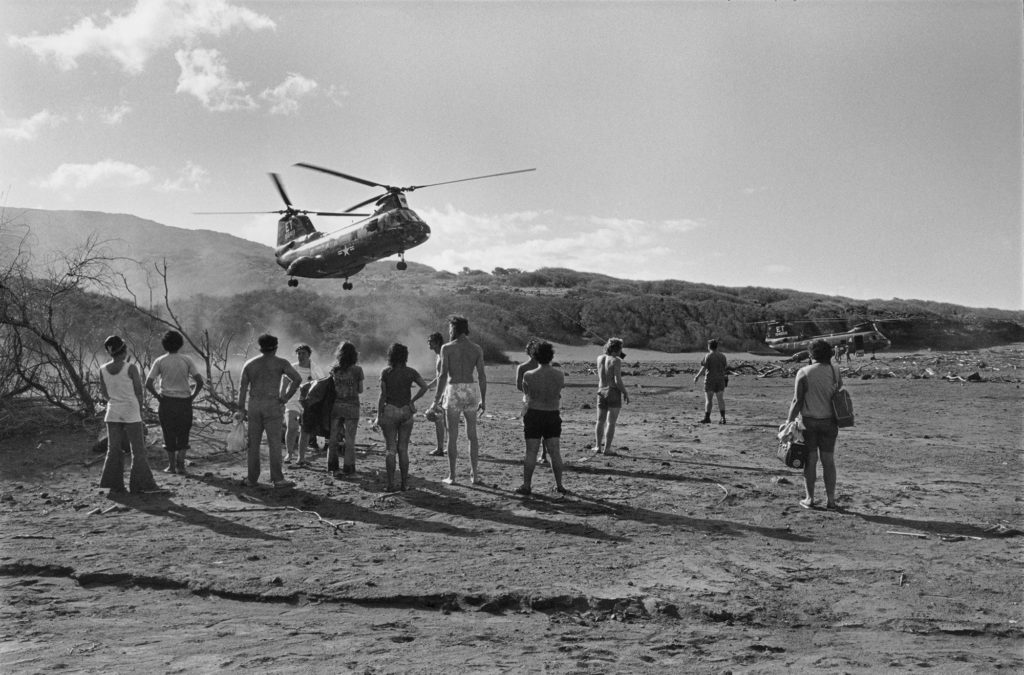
[442,477,455,485]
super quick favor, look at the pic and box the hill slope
[4,207,1022,353]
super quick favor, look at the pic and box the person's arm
[356,366,364,394]
[786,373,807,423]
[694,365,707,383]
[280,362,302,403]
[98,367,110,401]
[476,347,487,411]
[144,370,160,401]
[374,371,387,427]
[410,370,428,405]
[612,358,629,404]
[191,373,205,401]
[433,349,449,407]
[237,365,250,417]
[129,363,145,415]
[189,358,204,401]
[515,363,526,393]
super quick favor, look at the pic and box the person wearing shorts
[516,341,566,496]
[595,337,629,455]
[694,338,728,424]
[432,315,487,485]
[786,339,842,510]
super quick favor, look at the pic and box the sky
[1,0,1021,310]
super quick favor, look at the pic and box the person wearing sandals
[515,341,566,496]
[786,339,841,510]
[98,335,159,494]
[373,343,428,491]
[328,341,364,477]
[145,330,204,475]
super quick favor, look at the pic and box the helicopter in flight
[200,165,535,289]
[756,319,892,357]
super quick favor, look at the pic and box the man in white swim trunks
[431,315,487,485]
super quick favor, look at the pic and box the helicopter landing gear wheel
[342,281,353,290]
[287,278,298,287]
[397,253,407,271]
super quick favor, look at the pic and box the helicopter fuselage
[276,206,430,280]
[765,322,891,356]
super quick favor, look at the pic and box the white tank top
[102,363,141,423]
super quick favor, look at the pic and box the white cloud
[36,160,152,190]
[99,103,133,125]
[175,48,256,111]
[0,109,65,141]
[763,264,791,274]
[157,161,210,192]
[8,0,275,74]
[413,206,702,279]
[261,73,318,115]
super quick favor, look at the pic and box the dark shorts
[597,388,622,410]
[802,417,838,454]
[704,377,726,393]
[523,409,562,440]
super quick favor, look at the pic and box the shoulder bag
[830,365,855,428]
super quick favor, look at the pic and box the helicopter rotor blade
[310,211,369,217]
[293,163,388,190]
[194,210,289,215]
[269,173,293,208]
[403,168,536,192]
[340,193,388,214]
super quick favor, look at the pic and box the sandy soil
[2,347,1022,673]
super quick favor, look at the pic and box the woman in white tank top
[97,335,158,494]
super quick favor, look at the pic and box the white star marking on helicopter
[341,245,354,256]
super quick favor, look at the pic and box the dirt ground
[2,347,1022,674]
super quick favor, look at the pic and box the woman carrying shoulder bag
[785,339,842,510]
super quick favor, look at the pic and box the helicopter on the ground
[756,320,892,356]
[199,165,534,289]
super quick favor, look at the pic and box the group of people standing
[98,322,843,509]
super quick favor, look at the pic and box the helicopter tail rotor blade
[270,173,293,208]
[405,167,536,192]
[294,163,386,190]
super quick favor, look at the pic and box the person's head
[295,343,312,362]
[427,331,444,351]
[387,342,409,367]
[525,337,540,358]
[161,330,184,353]
[533,340,554,365]
[103,335,127,358]
[604,337,624,356]
[708,339,719,351]
[448,315,469,339]
[257,333,278,354]
[335,340,358,370]
[810,339,834,364]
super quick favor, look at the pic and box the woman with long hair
[373,343,428,491]
[785,339,842,510]
[328,341,364,476]
[98,335,159,494]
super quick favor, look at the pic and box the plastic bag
[776,419,807,469]
[226,418,247,453]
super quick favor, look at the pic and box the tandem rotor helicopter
[198,164,535,289]
[753,319,893,356]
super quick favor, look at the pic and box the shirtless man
[516,341,566,495]
[595,337,630,455]
[431,315,487,485]
[515,338,547,464]
[425,332,447,457]
[237,333,302,488]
